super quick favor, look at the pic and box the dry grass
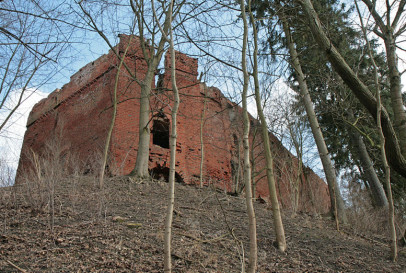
[1,142,406,271]
[1,174,406,272]
[344,180,406,245]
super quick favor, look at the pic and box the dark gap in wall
[152,119,169,148]
[150,165,184,183]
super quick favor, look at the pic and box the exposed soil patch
[1,176,405,272]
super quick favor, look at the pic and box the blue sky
[0,89,47,185]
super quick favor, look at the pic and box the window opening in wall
[155,69,165,93]
[152,119,170,148]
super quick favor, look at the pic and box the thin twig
[7,260,28,273]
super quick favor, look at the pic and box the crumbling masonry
[17,35,330,213]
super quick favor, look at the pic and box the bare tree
[153,0,184,271]
[77,0,179,179]
[354,0,397,260]
[286,118,304,212]
[295,0,406,180]
[249,1,287,251]
[241,0,258,270]
[360,0,406,157]
[278,2,347,225]
[346,109,388,208]
[129,0,174,178]
[0,0,78,133]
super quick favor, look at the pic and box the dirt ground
[0,176,405,272]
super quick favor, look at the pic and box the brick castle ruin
[17,35,330,213]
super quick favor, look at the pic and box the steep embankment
[0,177,405,272]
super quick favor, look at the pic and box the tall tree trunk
[376,46,398,262]
[384,34,406,156]
[250,128,258,199]
[360,0,406,157]
[279,8,346,225]
[79,1,176,180]
[350,128,388,207]
[129,1,173,179]
[355,3,397,261]
[249,1,287,251]
[131,80,153,178]
[295,0,406,179]
[199,86,207,188]
[163,1,179,270]
[241,1,258,270]
[347,111,388,208]
[288,123,303,213]
[354,1,397,260]
[130,37,170,179]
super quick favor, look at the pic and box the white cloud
[247,94,258,118]
[0,89,48,184]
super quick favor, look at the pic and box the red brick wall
[17,35,330,214]
[17,51,118,176]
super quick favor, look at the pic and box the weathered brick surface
[17,35,330,213]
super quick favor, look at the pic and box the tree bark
[287,123,303,213]
[384,34,406,156]
[279,7,347,225]
[361,0,406,157]
[199,86,207,188]
[351,128,388,207]
[355,1,397,259]
[241,1,258,270]
[347,110,388,208]
[296,0,406,180]
[131,81,153,178]
[376,46,398,263]
[250,1,287,251]
[164,1,179,271]
[129,1,173,179]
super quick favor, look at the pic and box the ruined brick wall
[18,50,119,174]
[17,35,330,214]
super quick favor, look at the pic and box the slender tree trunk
[287,122,303,213]
[99,37,132,187]
[241,1,258,270]
[347,110,388,208]
[296,0,406,178]
[199,86,207,188]
[250,127,262,199]
[164,1,179,271]
[376,54,398,262]
[250,129,257,199]
[233,137,242,194]
[249,1,286,251]
[279,8,346,225]
[354,1,397,260]
[293,145,302,213]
